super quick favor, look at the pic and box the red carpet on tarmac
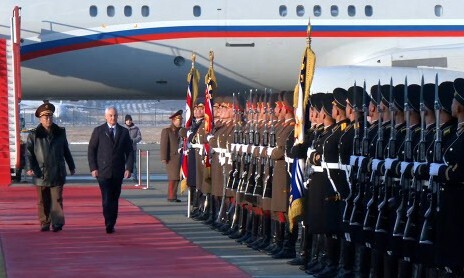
[0,186,249,278]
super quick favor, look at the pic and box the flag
[180,59,200,194]
[203,51,217,173]
[288,23,316,229]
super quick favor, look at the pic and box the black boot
[288,223,312,266]
[353,244,370,278]
[218,202,234,232]
[204,196,217,226]
[369,248,384,278]
[267,221,285,255]
[229,206,247,239]
[398,258,412,278]
[272,222,297,259]
[255,213,271,251]
[196,194,210,221]
[335,239,355,278]
[244,211,259,245]
[236,209,253,244]
[314,235,340,278]
[383,253,398,278]
[262,219,277,253]
[247,214,264,250]
[223,204,240,235]
[304,234,325,273]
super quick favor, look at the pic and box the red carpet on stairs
[0,186,249,278]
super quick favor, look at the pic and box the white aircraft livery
[1,0,464,100]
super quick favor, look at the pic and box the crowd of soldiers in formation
[183,77,464,278]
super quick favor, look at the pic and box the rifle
[238,90,254,193]
[227,93,239,189]
[420,74,441,245]
[363,80,384,231]
[253,90,268,197]
[245,90,259,196]
[404,76,425,241]
[350,81,369,226]
[231,93,243,190]
[343,82,360,224]
[375,78,396,234]
[393,77,412,237]
[263,90,275,199]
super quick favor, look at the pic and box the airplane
[19,100,90,124]
[1,0,464,100]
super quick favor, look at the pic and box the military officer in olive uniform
[26,102,76,232]
[160,110,183,202]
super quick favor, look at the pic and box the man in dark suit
[88,106,134,234]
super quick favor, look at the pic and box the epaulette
[400,127,407,132]
[414,126,421,133]
[443,126,452,136]
[333,125,340,132]
[340,122,347,131]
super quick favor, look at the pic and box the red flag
[203,51,217,168]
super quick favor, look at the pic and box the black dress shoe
[106,227,115,234]
[40,225,50,232]
[52,225,63,232]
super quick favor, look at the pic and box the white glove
[187,130,193,139]
[241,144,247,152]
[231,143,237,152]
[267,147,274,156]
[199,146,204,156]
[259,146,264,155]
[384,158,397,170]
[349,155,358,166]
[219,156,226,166]
[251,145,256,154]
[372,158,381,172]
[178,148,182,154]
[413,162,426,173]
[429,163,445,176]
[400,162,410,174]
[207,135,214,142]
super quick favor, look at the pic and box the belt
[340,164,351,171]
[191,143,203,149]
[322,162,340,170]
[285,156,293,163]
[312,166,324,172]
[213,148,227,154]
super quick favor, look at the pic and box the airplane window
[296,5,305,17]
[348,5,356,17]
[107,6,115,17]
[435,5,443,17]
[124,6,132,17]
[313,5,321,17]
[141,5,149,17]
[365,5,373,17]
[193,5,201,17]
[331,5,338,17]
[279,5,287,17]
[89,6,97,17]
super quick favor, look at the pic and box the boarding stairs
[0,7,22,186]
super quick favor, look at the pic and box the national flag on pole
[180,56,200,194]
[203,51,217,170]
[288,23,316,229]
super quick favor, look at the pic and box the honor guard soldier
[205,97,228,226]
[213,96,235,230]
[289,92,325,269]
[425,78,464,275]
[189,98,207,218]
[269,91,296,259]
[305,93,340,276]
[414,80,459,276]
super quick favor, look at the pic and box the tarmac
[2,143,312,278]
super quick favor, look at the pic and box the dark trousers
[98,177,122,229]
[37,185,64,227]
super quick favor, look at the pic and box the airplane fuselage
[1,0,464,99]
